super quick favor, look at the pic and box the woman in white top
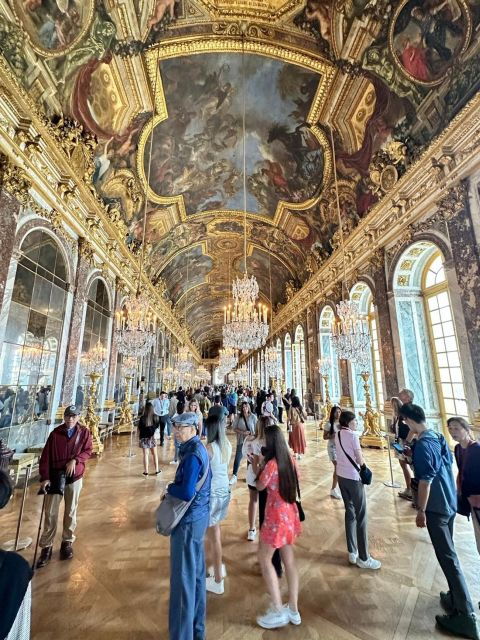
[323,405,342,499]
[205,414,232,595]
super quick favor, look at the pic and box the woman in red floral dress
[253,425,302,630]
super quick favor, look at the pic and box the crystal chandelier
[114,294,156,357]
[122,356,138,376]
[81,339,108,375]
[223,275,269,352]
[331,300,371,363]
[235,364,248,385]
[222,41,269,353]
[265,344,283,381]
[196,365,211,382]
[176,345,194,375]
[218,346,238,373]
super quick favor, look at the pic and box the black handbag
[294,468,305,522]
[48,469,66,496]
[338,430,372,485]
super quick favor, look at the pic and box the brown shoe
[60,541,73,560]
[36,546,52,568]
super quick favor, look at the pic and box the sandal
[155,470,162,475]
[142,472,148,476]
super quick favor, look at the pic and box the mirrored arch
[284,333,293,389]
[318,306,340,404]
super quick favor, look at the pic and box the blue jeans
[165,416,172,437]
[169,514,209,640]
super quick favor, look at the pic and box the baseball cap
[64,405,80,417]
[172,411,199,427]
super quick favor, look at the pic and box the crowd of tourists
[1,383,480,640]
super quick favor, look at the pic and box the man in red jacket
[36,405,93,568]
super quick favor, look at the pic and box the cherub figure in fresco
[304,0,332,44]
[148,0,179,28]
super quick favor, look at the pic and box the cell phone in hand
[392,443,404,454]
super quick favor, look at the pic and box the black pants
[259,488,282,578]
[278,406,283,423]
[426,512,474,615]
[159,415,168,445]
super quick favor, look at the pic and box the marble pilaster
[445,189,480,402]
[60,238,92,406]
[106,280,122,400]
[0,156,22,309]
[371,254,399,401]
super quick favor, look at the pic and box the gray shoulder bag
[155,457,209,536]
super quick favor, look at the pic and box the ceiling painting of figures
[138,51,330,218]
[390,0,472,85]
[157,244,213,303]
[12,0,95,56]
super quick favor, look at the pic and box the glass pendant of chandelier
[328,126,371,363]
[218,346,238,373]
[222,41,269,353]
[176,345,194,376]
[264,245,283,381]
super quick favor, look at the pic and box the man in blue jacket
[168,412,211,640]
[400,403,478,640]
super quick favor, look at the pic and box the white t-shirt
[242,436,264,487]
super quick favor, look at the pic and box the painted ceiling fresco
[2,0,480,354]
[141,53,325,217]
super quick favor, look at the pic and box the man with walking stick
[36,406,92,568]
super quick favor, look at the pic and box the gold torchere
[321,373,333,427]
[117,375,134,434]
[359,371,385,448]
[84,372,103,456]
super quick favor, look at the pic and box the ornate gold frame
[136,37,335,225]
[388,0,472,88]
[11,0,96,58]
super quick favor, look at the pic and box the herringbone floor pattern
[1,422,479,639]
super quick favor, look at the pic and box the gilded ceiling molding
[0,57,199,358]
[268,91,480,339]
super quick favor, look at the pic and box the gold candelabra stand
[359,371,385,448]
[84,372,103,456]
[321,373,333,427]
[117,375,134,434]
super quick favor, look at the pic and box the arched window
[0,229,68,448]
[394,241,468,425]
[276,338,283,388]
[349,283,384,426]
[293,325,307,402]
[284,333,293,389]
[318,306,340,403]
[78,279,111,405]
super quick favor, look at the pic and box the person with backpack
[226,387,238,427]
[401,404,479,640]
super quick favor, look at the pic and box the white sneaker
[330,488,342,500]
[356,556,382,570]
[207,564,227,579]
[169,460,178,465]
[256,606,289,629]
[229,475,237,486]
[283,604,301,625]
[247,528,256,541]
[348,552,358,565]
[206,576,224,595]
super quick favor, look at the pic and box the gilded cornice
[0,56,199,360]
[268,90,480,338]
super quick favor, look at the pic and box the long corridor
[1,423,479,640]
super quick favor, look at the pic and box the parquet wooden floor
[1,422,479,640]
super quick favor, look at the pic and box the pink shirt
[335,428,362,481]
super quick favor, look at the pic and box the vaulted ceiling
[2,0,479,357]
